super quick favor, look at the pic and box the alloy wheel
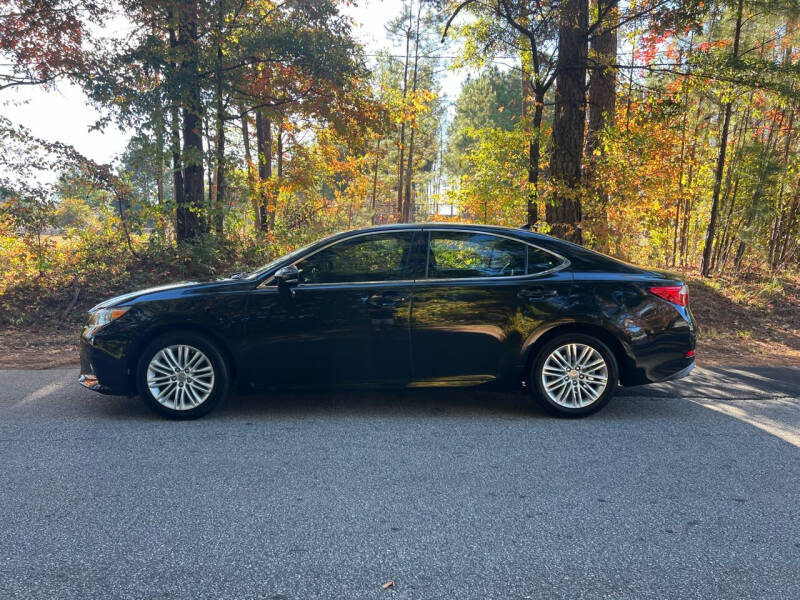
[541,343,609,408]
[146,344,215,410]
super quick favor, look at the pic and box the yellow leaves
[385,87,437,126]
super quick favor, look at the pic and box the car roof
[340,222,555,242]
[342,223,656,275]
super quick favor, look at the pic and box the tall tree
[175,0,205,241]
[548,0,588,243]
[211,0,227,235]
[402,0,423,223]
[255,110,272,231]
[700,0,744,276]
[166,8,185,224]
[585,0,618,246]
[443,0,560,228]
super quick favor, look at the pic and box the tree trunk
[521,35,546,230]
[672,80,687,267]
[547,0,589,243]
[715,175,739,272]
[371,139,381,224]
[396,5,412,220]
[529,94,544,227]
[700,0,743,276]
[671,41,693,267]
[586,0,617,152]
[155,104,165,206]
[585,0,617,247]
[212,11,225,237]
[522,49,535,226]
[167,15,184,239]
[241,109,260,230]
[255,110,272,232]
[403,0,423,223]
[778,192,800,266]
[713,104,751,272]
[169,103,183,214]
[213,99,225,235]
[177,0,205,242]
[277,117,283,178]
[205,116,213,206]
[770,84,796,268]
[396,129,406,218]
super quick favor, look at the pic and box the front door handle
[518,287,557,301]
[363,292,408,308]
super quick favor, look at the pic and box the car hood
[90,278,247,311]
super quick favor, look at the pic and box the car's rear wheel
[530,333,618,417]
[137,331,230,419]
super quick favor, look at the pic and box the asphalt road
[1,367,798,600]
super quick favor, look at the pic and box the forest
[1,0,800,365]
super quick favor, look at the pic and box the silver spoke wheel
[541,343,608,409]
[147,344,215,411]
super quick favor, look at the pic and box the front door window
[296,232,414,284]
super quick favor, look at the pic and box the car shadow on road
[90,388,541,421]
[87,386,697,423]
[219,388,541,419]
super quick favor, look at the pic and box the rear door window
[426,231,527,279]
[425,231,562,279]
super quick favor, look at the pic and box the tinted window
[296,232,413,284]
[527,246,561,274]
[427,232,527,279]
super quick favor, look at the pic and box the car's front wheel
[530,333,618,417]
[137,331,230,419]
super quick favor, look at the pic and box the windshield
[243,242,317,280]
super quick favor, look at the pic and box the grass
[684,269,800,367]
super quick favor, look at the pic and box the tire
[530,333,619,417]
[136,331,230,419]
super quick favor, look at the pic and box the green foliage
[450,126,529,226]
[445,67,522,176]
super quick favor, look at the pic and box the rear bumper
[659,360,695,382]
[79,336,133,395]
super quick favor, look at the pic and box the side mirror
[274,265,299,294]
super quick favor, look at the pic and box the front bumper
[78,373,116,394]
[79,336,133,395]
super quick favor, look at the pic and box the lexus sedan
[79,223,696,419]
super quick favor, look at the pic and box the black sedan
[79,223,696,418]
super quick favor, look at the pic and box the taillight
[650,284,689,307]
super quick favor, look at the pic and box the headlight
[86,307,130,335]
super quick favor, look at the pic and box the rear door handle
[518,287,557,301]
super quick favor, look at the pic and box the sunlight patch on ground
[12,380,71,409]
[691,398,800,448]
